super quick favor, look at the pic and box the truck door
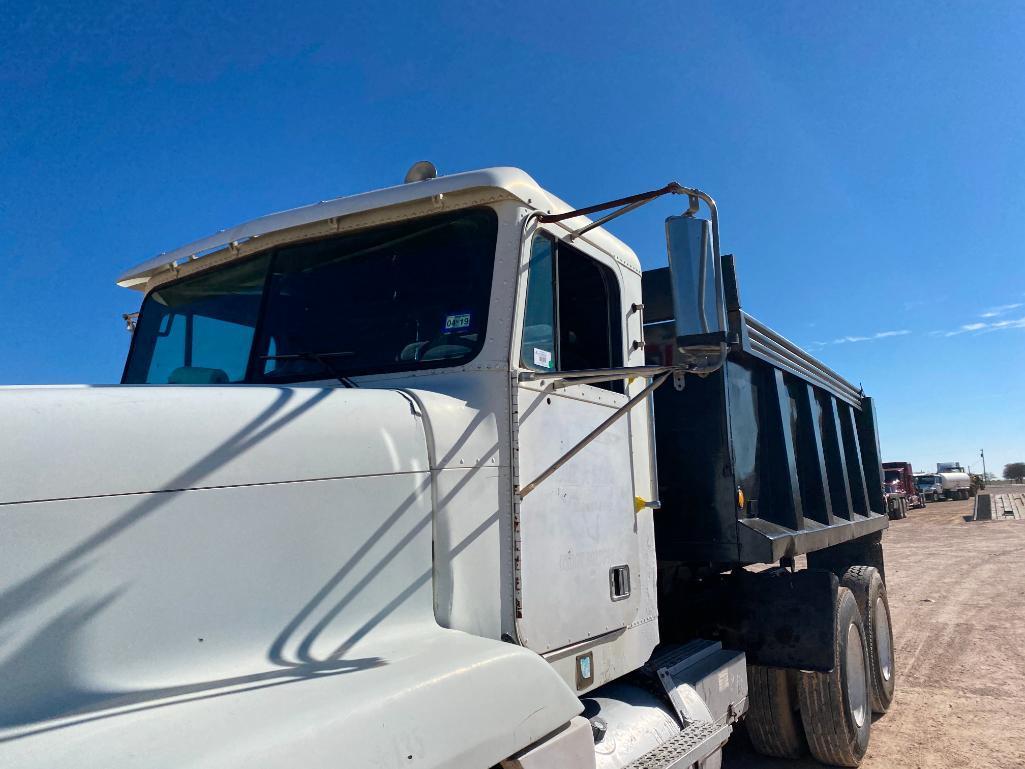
[514,233,641,653]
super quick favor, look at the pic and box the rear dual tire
[745,570,896,766]
[797,587,872,767]
[746,587,875,767]
[842,566,895,714]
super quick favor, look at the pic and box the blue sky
[2,1,1022,476]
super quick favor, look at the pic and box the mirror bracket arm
[517,370,674,499]
[536,182,689,241]
[684,194,701,217]
[517,364,676,386]
[515,352,729,499]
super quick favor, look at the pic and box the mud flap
[715,568,839,672]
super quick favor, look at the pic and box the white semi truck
[0,166,896,769]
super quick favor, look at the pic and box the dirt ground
[725,487,1025,769]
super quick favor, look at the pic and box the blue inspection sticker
[443,312,472,333]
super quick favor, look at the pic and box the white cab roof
[117,167,641,288]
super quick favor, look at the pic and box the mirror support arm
[518,370,673,499]
[518,364,676,386]
[537,182,688,240]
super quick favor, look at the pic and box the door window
[521,236,557,371]
[521,235,623,386]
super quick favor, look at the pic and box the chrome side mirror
[664,215,726,363]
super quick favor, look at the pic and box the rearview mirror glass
[665,215,726,350]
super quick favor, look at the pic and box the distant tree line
[1004,462,1025,482]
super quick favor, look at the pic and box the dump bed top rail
[641,265,863,408]
[741,314,863,408]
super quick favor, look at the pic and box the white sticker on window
[533,347,553,368]
[444,313,472,332]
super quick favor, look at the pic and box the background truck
[915,472,944,502]
[881,461,924,517]
[935,462,976,499]
[0,166,896,769]
[937,471,973,500]
[933,463,972,499]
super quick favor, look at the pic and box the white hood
[0,385,579,767]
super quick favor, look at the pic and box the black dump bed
[643,263,888,567]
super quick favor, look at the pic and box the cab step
[623,720,730,769]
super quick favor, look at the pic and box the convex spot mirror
[665,215,726,360]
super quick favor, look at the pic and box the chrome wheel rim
[846,623,868,728]
[875,596,893,681]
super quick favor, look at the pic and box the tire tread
[745,665,804,758]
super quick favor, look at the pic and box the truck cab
[882,462,924,515]
[915,473,943,502]
[119,167,660,679]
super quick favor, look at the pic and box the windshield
[916,475,937,485]
[884,469,901,483]
[123,208,498,384]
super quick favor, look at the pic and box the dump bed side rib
[642,267,888,567]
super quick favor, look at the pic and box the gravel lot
[725,487,1025,769]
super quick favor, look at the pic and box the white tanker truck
[0,166,896,769]
[941,475,973,500]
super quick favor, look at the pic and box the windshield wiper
[259,351,359,388]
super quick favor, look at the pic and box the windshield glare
[123,208,498,384]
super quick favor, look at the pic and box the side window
[557,244,622,374]
[521,236,556,371]
[521,235,623,388]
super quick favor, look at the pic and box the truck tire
[841,566,895,714]
[745,665,805,758]
[797,587,871,767]
[886,498,901,520]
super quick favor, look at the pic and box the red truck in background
[882,461,925,518]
